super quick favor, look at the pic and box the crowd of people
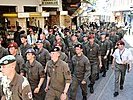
[0,22,132,100]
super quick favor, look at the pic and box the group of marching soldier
[0,22,131,100]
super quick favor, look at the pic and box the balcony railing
[42,0,59,5]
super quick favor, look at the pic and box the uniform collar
[38,48,43,53]
[76,53,84,60]
[9,73,19,86]
[28,60,36,67]
[52,59,61,66]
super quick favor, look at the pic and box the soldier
[98,32,110,77]
[25,48,45,100]
[112,40,133,97]
[105,33,113,70]
[53,34,66,52]
[39,33,51,51]
[55,43,68,63]
[84,34,102,93]
[47,28,55,46]
[0,38,8,59]
[69,44,91,100]
[82,34,89,49]
[36,40,51,69]
[8,42,24,74]
[45,46,71,100]
[20,34,32,62]
[109,29,119,49]
[0,55,33,100]
[68,33,81,59]
[67,33,81,71]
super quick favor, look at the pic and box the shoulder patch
[22,77,30,90]
[28,92,32,99]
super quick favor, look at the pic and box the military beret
[74,44,83,49]
[50,47,60,52]
[88,34,95,39]
[8,42,18,49]
[0,55,16,65]
[25,48,36,55]
[117,40,125,46]
[36,40,43,44]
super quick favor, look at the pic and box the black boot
[113,92,119,97]
[90,85,94,94]
[83,96,87,100]
[102,72,106,77]
[96,73,99,80]
[88,82,95,87]
[88,83,91,87]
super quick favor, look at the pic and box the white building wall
[111,0,133,11]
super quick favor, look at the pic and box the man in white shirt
[112,40,132,97]
[27,28,38,46]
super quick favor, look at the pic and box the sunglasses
[117,44,123,46]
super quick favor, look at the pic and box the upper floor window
[24,6,36,12]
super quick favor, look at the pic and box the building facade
[0,0,71,31]
[110,0,133,27]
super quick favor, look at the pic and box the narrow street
[86,34,133,100]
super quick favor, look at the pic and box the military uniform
[36,48,50,69]
[1,74,33,100]
[0,46,8,59]
[26,60,45,100]
[8,42,25,74]
[42,39,51,51]
[84,42,101,93]
[106,38,113,69]
[99,39,110,76]
[20,43,31,61]
[15,54,25,74]
[109,34,119,49]
[59,52,68,63]
[68,41,81,58]
[0,55,33,100]
[45,59,71,100]
[70,54,90,100]
[47,34,55,46]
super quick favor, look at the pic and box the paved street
[76,34,133,100]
